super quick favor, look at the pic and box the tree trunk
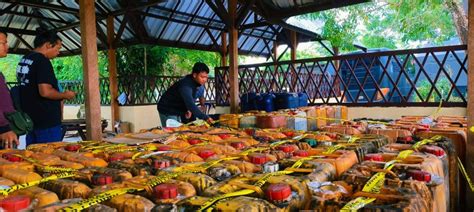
[444,0,468,44]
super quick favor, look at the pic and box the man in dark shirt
[157,62,214,127]
[17,30,75,145]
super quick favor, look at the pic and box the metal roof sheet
[0,0,366,57]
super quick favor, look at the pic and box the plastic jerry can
[240,93,259,112]
[298,92,309,107]
[286,110,308,131]
[274,93,299,110]
[257,93,276,112]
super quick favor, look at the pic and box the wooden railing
[7,75,216,106]
[215,45,467,107]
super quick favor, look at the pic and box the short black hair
[192,62,210,74]
[33,27,61,48]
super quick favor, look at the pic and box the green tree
[0,54,22,82]
[52,51,109,80]
[299,0,459,53]
[167,48,220,77]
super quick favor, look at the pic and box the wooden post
[290,30,298,92]
[228,0,239,113]
[107,16,120,129]
[221,32,227,67]
[79,0,102,140]
[272,41,278,91]
[466,0,474,210]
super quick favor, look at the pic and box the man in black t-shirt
[17,30,75,145]
[157,62,213,127]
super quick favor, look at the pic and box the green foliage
[0,54,21,82]
[52,51,109,80]
[167,48,220,77]
[116,45,172,76]
[414,78,463,102]
[299,0,458,53]
[115,45,219,77]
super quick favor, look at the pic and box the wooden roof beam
[235,0,255,27]
[13,1,79,14]
[0,3,17,16]
[4,10,68,24]
[0,27,36,35]
[52,0,165,32]
[205,0,231,28]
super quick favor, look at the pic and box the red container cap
[230,142,245,150]
[0,196,30,211]
[153,159,171,169]
[327,133,338,139]
[417,127,430,132]
[2,153,22,162]
[397,136,413,143]
[277,144,295,153]
[218,134,231,139]
[198,150,216,159]
[421,146,445,157]
[244,128,256,136]
[293,150,309,157]
[188,139,203,145]
[408,170,431,182]
[364,154,383,162]
[109,154,125,162]
[266,183,292,201]
[92,174,113,186]
[65,144,81,152]
[249,154,268,165]
[282,131,295,138]
[157,145,172,151]
[153,183,178,199]
[419,124,431,128]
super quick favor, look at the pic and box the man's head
[192,62,210,86]
[33,28,62,59]
[0,30,8,58]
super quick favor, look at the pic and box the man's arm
[38,84,75,100]
[199,97,205,107]
[178,84,209,120]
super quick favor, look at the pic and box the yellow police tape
[130,145,159,160]
[198,155,321,211]
[0,172,75,196]
[239,147,269,156]
[411,135,443,150]
[65,156,241,211]
[342,149,414,210]
[340,197,376,211]
[457,156,474,192]
[323,144,344,154]
[348,136,360,144]
[12,154,78,174]
[213,112,391,127]
[60,187,141,212]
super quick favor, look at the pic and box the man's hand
[206,117,214,124]
[62,90,76,100]
[185,111,192,119]
[199,105,207,113]
[0,131,18,149]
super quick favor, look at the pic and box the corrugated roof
[0,0,368,57]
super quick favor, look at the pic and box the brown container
[256,115,287,129]
[368,128,412,143]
